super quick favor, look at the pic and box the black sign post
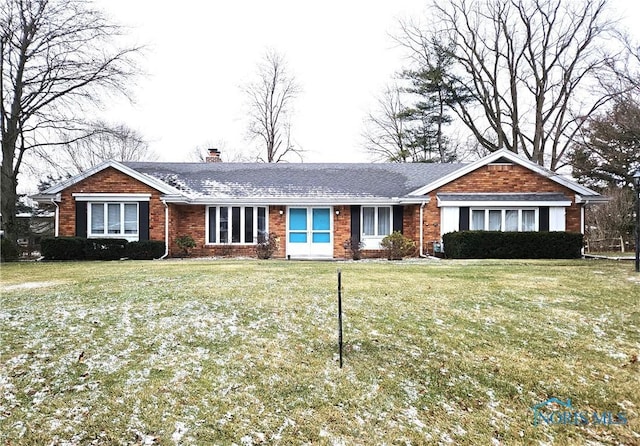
[337,269,343,368]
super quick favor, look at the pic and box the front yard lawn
[1,259,639,444]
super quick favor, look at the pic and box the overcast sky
[95,0,430,163]
[96,0,639,165]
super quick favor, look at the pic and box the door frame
[285,206,334,259]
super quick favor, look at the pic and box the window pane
[244,207,254,243]
[362,207,375,235]
[505,210,518,232]
[124,204,138,234]
[91,204,104,234]
[219,207,228,243]
[289,232,307,243]
[312,232,330,243]
[522,210,536,231]
[312,208,330,230]
[289,208,307,230]
[208,207,216,243]
[471,210,485,230]
[108,204,121,234]
[257,207,266,237]
[377,207,391,236]
[231,207,241,243]
[488,210,501,231]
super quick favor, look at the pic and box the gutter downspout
[51,199,59,237]
[419,201,427,258]
[160,200,169,259]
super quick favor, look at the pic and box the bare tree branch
[243,50,302,163]
[1,0,143,249]
[395,0,633,170]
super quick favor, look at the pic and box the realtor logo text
[532,398,627,426]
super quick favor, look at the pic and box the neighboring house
[32,149,606,259]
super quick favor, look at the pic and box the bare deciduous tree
[1,0,141,251]
[398,0,630,170]
[35,121,155,176]
[363,86,411,162]
[244,50,301,163]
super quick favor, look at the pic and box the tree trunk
[0,148,18,253]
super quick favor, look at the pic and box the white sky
[94,0,638,165]
[95,0,428,163]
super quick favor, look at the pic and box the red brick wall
[332,205,349,258]
[269,206,287,258]
[59,167,166,242]
[167,204,290,258]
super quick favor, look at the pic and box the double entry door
[287,207,333,258]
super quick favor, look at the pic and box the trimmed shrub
[41,237,86,260]
[380,231,416,260]
[85,238,128,260]
[442,231,583,259]
[127,240,166,260]
[256,233,279,259]
[1,238,19,262]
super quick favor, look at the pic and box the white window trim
[87,202,139,241]
[74,193,151,202]
[470,208,539,232]
[361,206,393,249]
[206,206,268,245]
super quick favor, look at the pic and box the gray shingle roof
[123,162,466,200]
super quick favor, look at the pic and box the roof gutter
[161,196,430,206]
[51,199,59,237]
[419,201,427,258]
[160,200,169,259]
[575,195,610,204]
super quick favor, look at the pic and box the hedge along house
[33,149,606,259]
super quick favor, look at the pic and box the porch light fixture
[335,210,340,216]
[279,209,284,215]
[633,169,640,272]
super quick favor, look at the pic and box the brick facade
[54,162,587,259]
[58,167,166,242]
[419,164,582,255]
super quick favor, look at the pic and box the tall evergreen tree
[570,97,640,190]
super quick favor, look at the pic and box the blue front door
[287,207,333,258]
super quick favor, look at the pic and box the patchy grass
[1,259,638,445]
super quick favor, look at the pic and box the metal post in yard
[338,268,343,368]
[633,169,640,273]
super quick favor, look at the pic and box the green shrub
[127,240,166,260]
[175,235,196,257]
[256,233,279,259]
[442,231,583,259]
[85,238,128,260]
[380,231,416,260]
[1,238,19,262]
[41,237,86,260]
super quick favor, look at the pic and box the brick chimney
[206,148,222,163]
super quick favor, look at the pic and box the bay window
[207,206,267,244]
